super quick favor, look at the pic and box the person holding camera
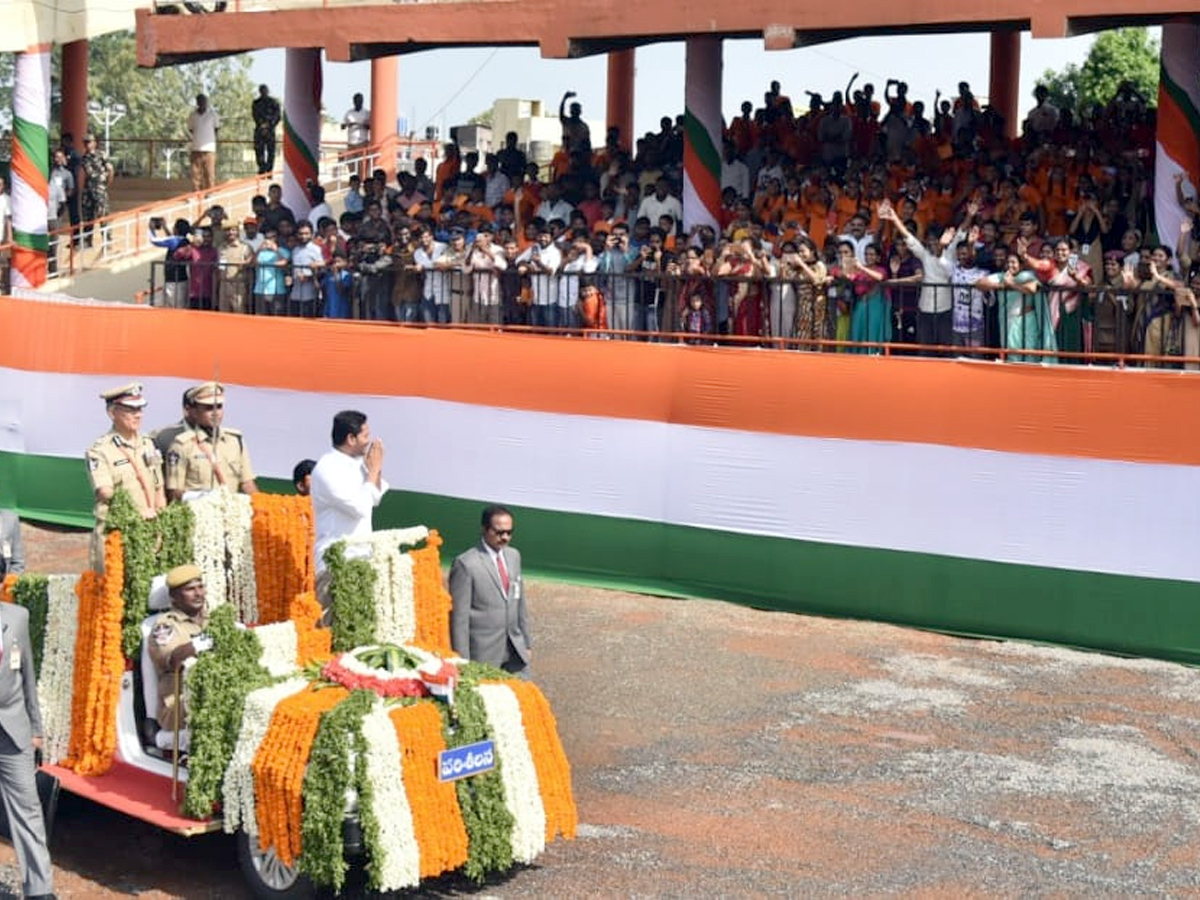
[150,217,193,308]
[598,224,639,334]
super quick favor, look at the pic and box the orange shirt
[434,158,459,202]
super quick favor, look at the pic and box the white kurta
[311,448,389,573]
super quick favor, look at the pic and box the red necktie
[497,552,510,595]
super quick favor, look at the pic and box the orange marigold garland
[251,493,315,624]
[0,573,16,603]
[507,681,578,842]
[409,530,453,654]
[65,531,125,775]
[389,703,470,879]
[288,591,331,666]
[251,685,349,865]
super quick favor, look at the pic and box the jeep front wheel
[236,829,314,900]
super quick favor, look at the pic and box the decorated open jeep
[1,489,576,898]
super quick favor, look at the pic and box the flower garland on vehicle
[318,645,458,699]
[359,702,421,891]
[36,574,80,765]
[252,684,350,866]
[106,488,194,658]
[254,621,299,678]
[410,532,454,654]
[250,493,315,624]
[507,680,578,842]
[65,532,124,775]
[222,677,308,838]
[0,573,15,604]
[299,689,376,891]
[288,592,331,665]
[476,682,547,863]
[388,701,470,879]
[190,489,257,621]
[325,542,376,652]
[327,527,430,652]
[11,575,48,676]
[442,674,516,881]
[182,605,272,820]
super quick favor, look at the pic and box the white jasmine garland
[254,621,299,677]
[188,489,258,618]
[359,703,421,890]
[190,491,228,610]
[37,574,79,764]
[476,683,547,863]
[221,677,309,836]
[226,491,257,622]
[341,527,428,644]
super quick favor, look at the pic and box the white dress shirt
[311,447,389,573]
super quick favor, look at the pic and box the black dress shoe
[27,893,58,899]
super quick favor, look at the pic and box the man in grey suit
[0,602,54,898]
[449,506,531,675]
[0,509,25,577]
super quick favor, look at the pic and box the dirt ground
[4,523,1200,898]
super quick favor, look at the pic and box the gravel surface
[8,523,1200,897]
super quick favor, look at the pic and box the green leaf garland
[106,487,195,657]
[11,574,49,678]
[324,542,377,652]
[299,689,375,891]
[182,605,271,819]
[443,680,515,882]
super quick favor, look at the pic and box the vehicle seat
[140,575,190,754]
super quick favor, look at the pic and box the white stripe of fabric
[5,368,1200,582]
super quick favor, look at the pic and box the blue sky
[249,31,1130,140]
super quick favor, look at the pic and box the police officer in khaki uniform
[165,381,258,501]
[147,564,211,732]
[86,383,167,569]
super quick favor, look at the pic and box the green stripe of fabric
[12,231,48,252]
[282,113,319,174]
[12,116,49,181]
[6,450,1199,665]
[682,110,721,179]
[1160,68,1200,142]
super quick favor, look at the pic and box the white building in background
[487,98,604,165]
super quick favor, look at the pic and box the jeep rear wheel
[237,829,314,900]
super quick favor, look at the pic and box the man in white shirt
[342,93,371,149]
[720,143,750,202]
[465,227,508,324]
[289,221,324,317]
[516,228,563,329]
[187,94,220,193]
[414,227,449,323]
[310,410,388,616]
[558,237,598,328]
[838,214,876,263]
[534,182,574,225]
[636,178,683,227]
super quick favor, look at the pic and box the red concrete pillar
[371,55,399,178]
[60,39,89,143]
[989,29,1021,140]
[606,50,636,152]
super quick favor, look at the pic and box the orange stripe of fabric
[2,299,1199,466]
[10,151,49,199]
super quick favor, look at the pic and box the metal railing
[141,261,1200,369]
[0,143,418,285]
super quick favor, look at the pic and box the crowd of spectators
[149,77,1200,366]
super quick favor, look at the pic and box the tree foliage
[88,32,257,178]
[2,33,257,178]
[1040,27,1160,119]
